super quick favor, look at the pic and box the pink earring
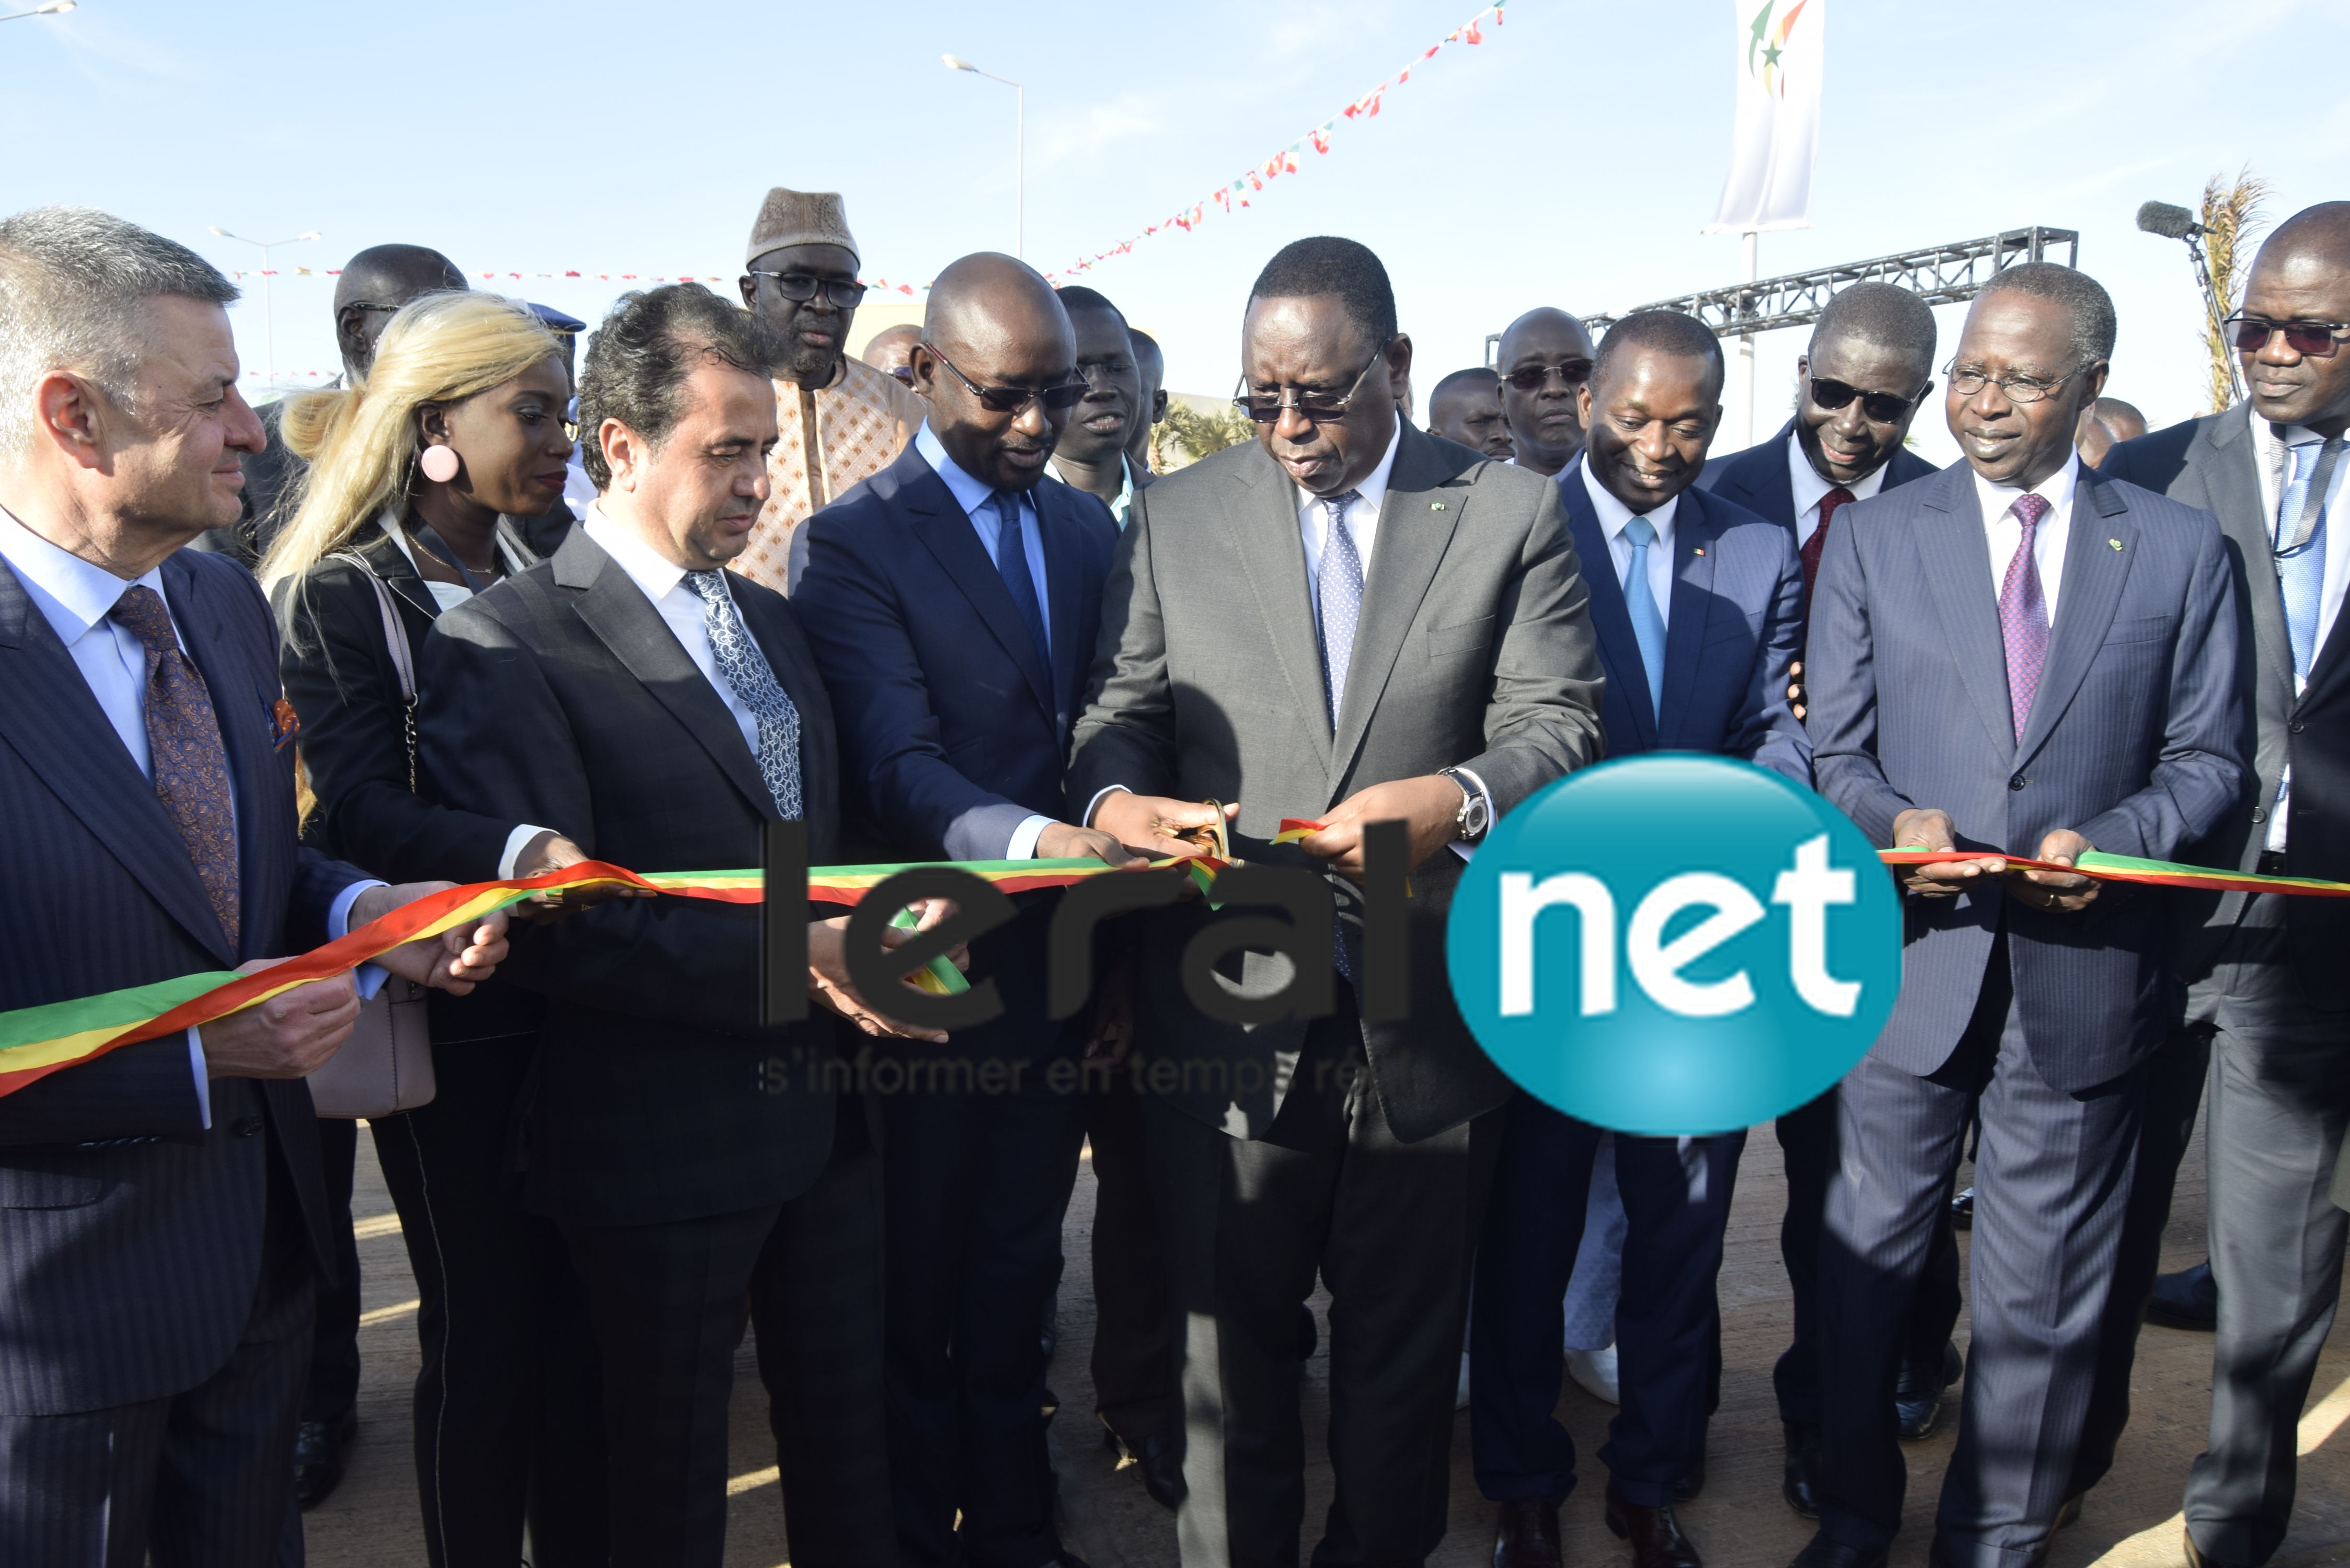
[419,445,460,483]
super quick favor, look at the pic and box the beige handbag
[305,554,439,1119]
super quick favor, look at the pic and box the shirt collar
[1973,450,2081,522]
[1293,420,1403,519]
[1576,456,1679,546]
[916,422,1036,524]
[0,502,168,647]
[583,503,693,604]
[2252,405,2331,455]
[1787,427,1890,517]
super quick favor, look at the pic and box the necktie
[1621,516,1668,722]
[1314,490,1366,727]
[111,585,240,946]
[682,572,804,820]
[1998,493,2053,742]
[990,490,1050,671]
[1800,486,1854,614]
[2276,436,2336,683]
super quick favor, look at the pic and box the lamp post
[208,226,320,392]
[0,2,77,21]
[943,53,1022,260]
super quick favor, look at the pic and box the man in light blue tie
[1473,309,1808,1568]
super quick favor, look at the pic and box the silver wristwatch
[1439,767,1490,841]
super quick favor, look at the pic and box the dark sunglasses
[1808,375,1925,423]
[1501,361,1594,393]
[1231,350,1383,424]
[2227,314,2350,360]
[923,343,1085,413]
[746,270,868,309]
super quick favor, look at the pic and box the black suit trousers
[1088,1060,1173,1444]
[301,1118,361,1429]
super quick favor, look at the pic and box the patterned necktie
[1800,486,1854,614]
[990,490,1051,670]
[110,585,240,947]
[1314,490,1366,727]
[1998,493,2053,742]
[1621,516,1668,722]
[682,572,803,820]
[2276,437,2336,683]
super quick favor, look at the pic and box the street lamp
[208,226,320,391]
[943,53,1023,260]
[2137,199,2241,408]
[0,2,77,20]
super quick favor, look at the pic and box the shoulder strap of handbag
[329,550,418,792]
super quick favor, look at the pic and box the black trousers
[1774,1085,1965,1426]
[369,1035,607,1568]
[563,1095,890,1568]
[299,1118,360,1430]
[1088,1054,1173,1446]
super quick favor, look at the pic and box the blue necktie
[1315,490,1366,727]
[1621,515,1667,722]
[683,571,803,820]
[2277,437,2337,683]
[990,490,1050,670]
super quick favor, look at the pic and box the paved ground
[305,1105,2349,1568]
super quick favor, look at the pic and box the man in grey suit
[1798,262,2243,1568]
[2091,202,2350,1568]
[1068,236,1605,1566]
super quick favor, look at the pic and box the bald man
[1428,366,1516,459]
[860,321,924,384]
[791,252,1128,1568]
[1497,306,1600,475]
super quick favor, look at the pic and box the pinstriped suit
[0,545,369,1566]
[1804,459,2243,1564]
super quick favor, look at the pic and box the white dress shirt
[584,506,764,759]
[2249,410,2350,851]
[1298,421,1402,591]
[1578,457,1680,628]
[914,423,1060,859]
[1788,430,1891,552]
[1974,452,2080,623]
[0,505,379,1126]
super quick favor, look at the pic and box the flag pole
[1738,229,1758,446]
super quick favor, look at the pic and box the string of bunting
[222,268,923,295]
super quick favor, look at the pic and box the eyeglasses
[1501,361,1594,394]
[2225,314,2350,360]
[346,302,404,315]
[922,343,1086,413]
[746,271,868,309]
[1942,359,2079,405]
[1231,350,1384,423]
[1808,375,1925,423]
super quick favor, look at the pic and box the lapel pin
[1693,547,1706,557]
[2109,538,2123,551]
[1430,501,1445,512]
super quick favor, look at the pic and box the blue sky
[10,0,2345,465]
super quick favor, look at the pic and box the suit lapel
[556,532,779,822]
[1561,473,1656,750]
[1731,420,1800,529]
[1909,466,2018,762]
[165,556,277,960]
[2017,472,2132,765]
[0,558,235,964]
[1036,484,1085,729]
[1332,427,1460,782]
[2204,410,2297,701]
[902,464,1056,723]
[1659,491,1722,742]
[1226,447,1334,775]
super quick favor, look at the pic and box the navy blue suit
[0,545,368,1563]
[792,442,1117,1568]
[1704,420,1964,1434]
[1471,464,1808,1509]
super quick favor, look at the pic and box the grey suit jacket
[1806,460,2243,1092]
[1067,424,1607,1142]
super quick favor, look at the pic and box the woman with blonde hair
[270,290,609,1566]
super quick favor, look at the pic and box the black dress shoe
[1782,1421,1824,1518]
[1672,1459,1706,1503]
[291,1406,357,1511]
[1493,1496,1563,1568]
[2148,1261,2218,1331]
[1101,1420,1184,1511]
[1895,1341,1964,1441]
[1950,1186,1974,1230]
[1787,1532,1888,1568]
[1606,1481,1703,1568]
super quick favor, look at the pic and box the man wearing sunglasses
[1496,306,1601,476]
[1695,280,1962,1514]
[2088,202,2350,1568]
[731,185,921,595]
[1068,235,1605,1566]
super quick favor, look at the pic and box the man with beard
[1048,285,1150,526]
[1497,306,1599,475]
[731,186,923,593]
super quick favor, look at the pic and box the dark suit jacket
[1696,417,1940,536]
[0,547,366,1415]
[1806,462,2244,1091]
[2100,409,2350,1005]
[1068,424,1607,1142]
[1559,462,1810,782]
[791,445,1119,863]
[419,526,843,1227]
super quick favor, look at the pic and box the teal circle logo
[1447,755,1900,1135]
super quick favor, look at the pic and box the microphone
[2136,201,2202,240]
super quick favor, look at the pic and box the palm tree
[2198,167,2270,412]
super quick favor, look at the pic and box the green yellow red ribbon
[1879,847,2350,897]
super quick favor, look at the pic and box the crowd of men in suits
[0,182,2345,1568]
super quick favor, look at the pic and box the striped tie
[1998,493,2052,742]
